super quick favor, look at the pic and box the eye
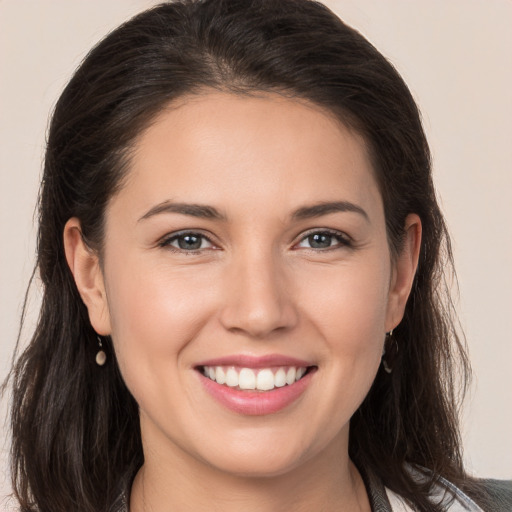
[296,230,351,250]
[161,232,214,252]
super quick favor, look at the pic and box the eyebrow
[138,201,226,222]
[292,201,369,221]
[138,199,369,223]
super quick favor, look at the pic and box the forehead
[113,91,382,221]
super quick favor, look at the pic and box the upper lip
[195,354,314,369]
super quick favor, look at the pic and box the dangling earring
[96,336,107,366]
[382,329,395,374]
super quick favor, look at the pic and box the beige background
[1,0,511,503]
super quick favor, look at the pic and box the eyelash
[295,229,352,251]
[159,231,216,254]
[158,229,352,254]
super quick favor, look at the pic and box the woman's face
[69,92,419,477]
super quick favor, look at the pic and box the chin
[191,428,328,480]
[206,452,307,479]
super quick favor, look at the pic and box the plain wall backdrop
[1,0,511,504]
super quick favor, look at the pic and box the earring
[96,336,107,366]
[382,329,394,374]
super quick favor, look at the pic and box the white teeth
[239,368,256,390]
[202,365,309,391]
[285,367,296,385]
[296,367,306,381]
[256,369,275,391]
[215,366,226,385]
[225,367,239,387]
[274,368,287,387]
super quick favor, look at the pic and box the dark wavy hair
[4,1,478,510]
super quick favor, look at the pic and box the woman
[4,0,511,511]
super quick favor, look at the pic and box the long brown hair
[5,1,475,510]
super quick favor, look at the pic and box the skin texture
[64,92,421,511]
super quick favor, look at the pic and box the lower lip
[199,370,314,416]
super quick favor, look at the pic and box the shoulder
[472,478,512,512]
[420,470,512,512]
[424,470,512,512]
[388,465,512,511]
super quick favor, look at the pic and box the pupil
[309,233,331,248]
[178,235,201,250]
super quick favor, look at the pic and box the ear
[63,218,111,335]
[385,213,422,331]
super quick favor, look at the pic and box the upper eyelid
[161,229,213,240]
[296,227,351,242]
[292,229,353,251]
[159,230,217,247]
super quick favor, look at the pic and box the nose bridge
[219,242,297,337]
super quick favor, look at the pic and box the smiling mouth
[198,365,315,392]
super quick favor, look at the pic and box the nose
[219,250,298,338]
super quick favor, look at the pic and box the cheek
[281,257,391,447]
[294,255,390,413]
[298,258,390,347]
[103,258,218,380]
[102,261,219,429]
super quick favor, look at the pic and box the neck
[130,434,370,512]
